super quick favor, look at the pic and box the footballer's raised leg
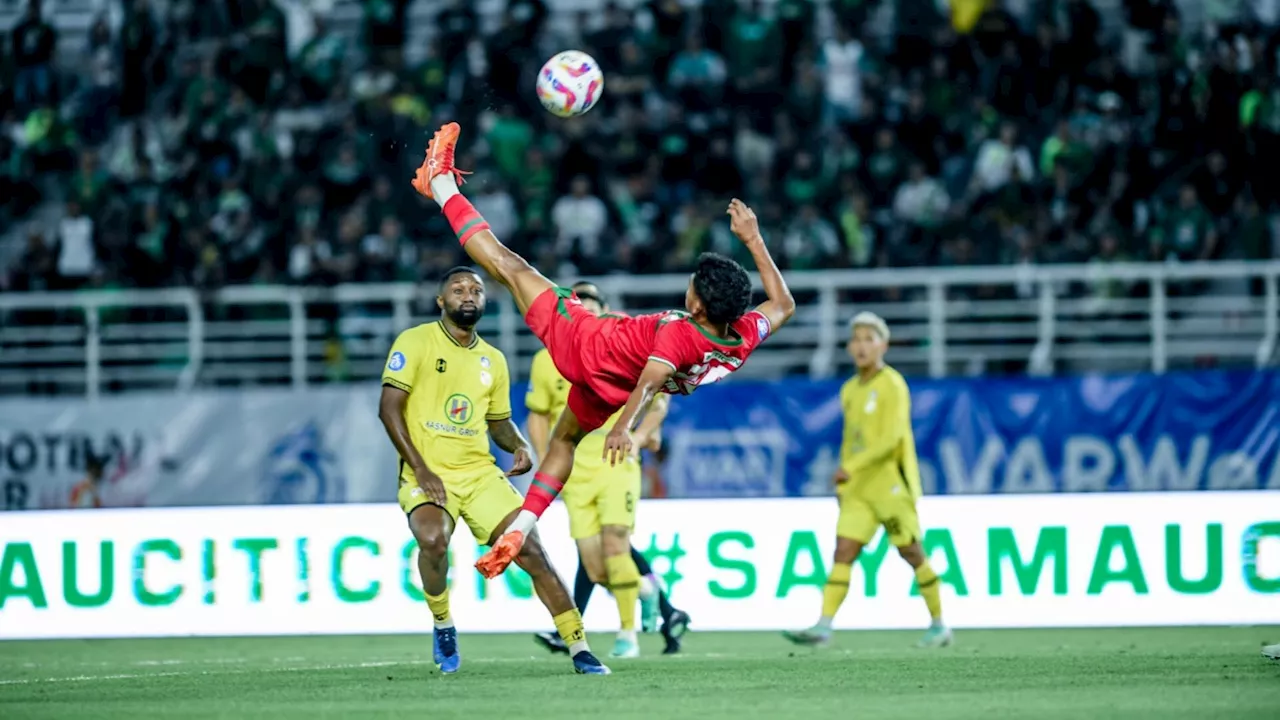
[412,123,555,316]
[413,122,589,580]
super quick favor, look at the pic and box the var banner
[654,370,1280,496]
[0,370,1277,509]
[0,493,1277,638]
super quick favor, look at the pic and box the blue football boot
[433,626,461,674]
[572,650,612,675]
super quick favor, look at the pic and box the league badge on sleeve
[756,316,771,341]
[388,351,406,371]
[480,356,491,369]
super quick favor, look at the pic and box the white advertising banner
[1,493,1278,638]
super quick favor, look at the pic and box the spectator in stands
[486,104,535,184]
[11,0,56,111]
[363,0,410,53]
[725,1,781,111]
[1153,184,1218,262]
[783,203,841,270]
[0,133,39,218]
[288,225,324,285]
[820,22,864,128]
[296,16,348,103]
[119,0,159,118]
[472,178,520,244]
[552,175,610,274]
[606,39,654,109]
[894,161,951,231]
[55,200,96,289]
[13,229,56,292]
[836,184,877,268]
[971,122,1036,196]
[360,215,402,283]
[668,34,727,112]
[864,128,908,209]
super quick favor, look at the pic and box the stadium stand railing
[2,261,1277,397]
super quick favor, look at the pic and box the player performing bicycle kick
[411,122,796,579]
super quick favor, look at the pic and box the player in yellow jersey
[784,312,952,649]
[525,282,692,658]
[378,266,609,675]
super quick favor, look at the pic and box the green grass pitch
[2,628,1277,719]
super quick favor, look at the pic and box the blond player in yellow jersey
[525,282,691,659]
[378,266,608,676]
[784,312,952,648]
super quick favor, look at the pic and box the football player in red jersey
[411,123,796,578]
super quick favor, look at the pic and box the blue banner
[509,370,1280,496]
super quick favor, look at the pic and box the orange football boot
[475,530,525,579]
[411,122,471,199]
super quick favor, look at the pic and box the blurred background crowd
[1,0,1279,295]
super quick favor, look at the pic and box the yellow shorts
[561,455,641,540]
[836,482,921,547]
[397,464,522,545]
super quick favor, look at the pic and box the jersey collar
[857,366,886,385]
[686,317,743,347]
[436,321,480,349]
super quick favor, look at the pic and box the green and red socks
[443,195,489,247]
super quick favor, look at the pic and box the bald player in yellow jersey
[526,282,691,658]
[784,312,952,648]
[378,266,609,676]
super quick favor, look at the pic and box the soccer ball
[536,51,605,118]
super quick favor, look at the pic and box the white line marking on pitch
[0,660,431,687]
[0,649,841,687]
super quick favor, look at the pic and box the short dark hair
[692,253,752,325]
[438,266,481,291]
[571,281,606,307]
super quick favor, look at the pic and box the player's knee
[897,543,926,567]
[584,563,607,585]
[600,526,630,557]
[582,557,608,585]
[415,530,449,561]
[834,537,863,565]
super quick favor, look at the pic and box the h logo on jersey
[436,359,447,373]
[445,394,473,424]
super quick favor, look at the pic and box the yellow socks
[425,588,452,628]
[553,609,588,655]
[606,553,641,633]
[915,561,943,621]
[820,562,852,624]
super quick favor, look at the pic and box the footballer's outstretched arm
[378,386,448,506]
[604,360,675,466]
[727,199,796,332]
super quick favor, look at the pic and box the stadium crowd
[1,0,1279,294]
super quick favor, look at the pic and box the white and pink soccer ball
[535,51,605,118]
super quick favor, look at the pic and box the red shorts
[525,287,621,433]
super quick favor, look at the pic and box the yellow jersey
[382,321,512,475]
[525,348,618,463]
[838,365,922,500]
